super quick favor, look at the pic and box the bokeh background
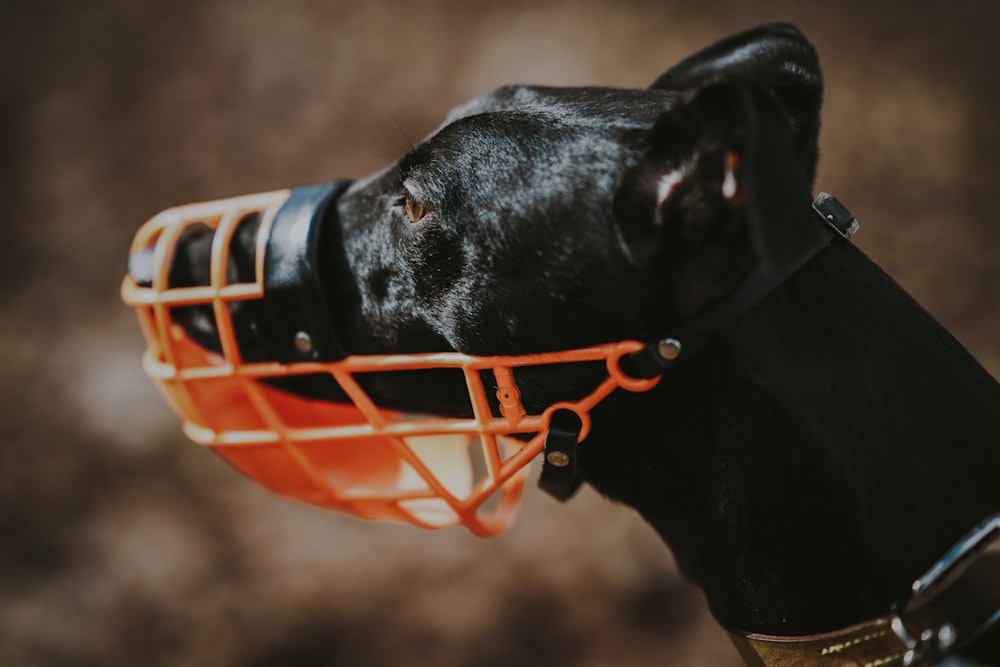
[2,1,998,665]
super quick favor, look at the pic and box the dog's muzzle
[121,183,660,536]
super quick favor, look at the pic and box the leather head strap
[625,192,859,381]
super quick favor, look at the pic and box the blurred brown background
[2,1,998,665]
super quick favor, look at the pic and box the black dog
[143,22,1000,666]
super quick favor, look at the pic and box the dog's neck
[582,241,1000,637]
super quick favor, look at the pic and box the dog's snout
[126,215,262,356]
[127,214,259,289]
[125,181,359,400]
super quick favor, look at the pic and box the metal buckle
[893,514,1000,664]
[813,192,860,240]
[890,612,959,666]
[911,515,1000,597]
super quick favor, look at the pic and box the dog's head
[124,22,829,531]
[331,22,824,356]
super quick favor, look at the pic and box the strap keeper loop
[538,409,585,501]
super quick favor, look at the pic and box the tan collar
[728,618,906,667]
[726,515,1000,666]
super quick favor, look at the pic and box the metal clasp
[895,514,1000,664]
[890,612,959,666]
[813,192,860,240]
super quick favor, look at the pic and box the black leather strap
[261,181,353,363]
[625,193,856,379]
[542,194,858,501]
[538,409,585,501]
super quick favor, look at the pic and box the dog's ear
[614,80,825,314]
[651,22,822,184]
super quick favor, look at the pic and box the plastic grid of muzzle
[121,186,659,535]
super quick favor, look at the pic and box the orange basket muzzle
[121,182,660,536]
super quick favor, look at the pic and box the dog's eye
[404,196,428,223]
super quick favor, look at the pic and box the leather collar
[728,514,1000,666]
[730,617,906,667]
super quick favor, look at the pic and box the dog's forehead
[439,85,675,130]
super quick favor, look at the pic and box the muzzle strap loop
[539,409,585,502]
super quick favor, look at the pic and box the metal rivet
[937,624,957,650]
[657,338,682,361]
[294,331,314,354]
[546,451,571,468]
[844,220,861,239]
